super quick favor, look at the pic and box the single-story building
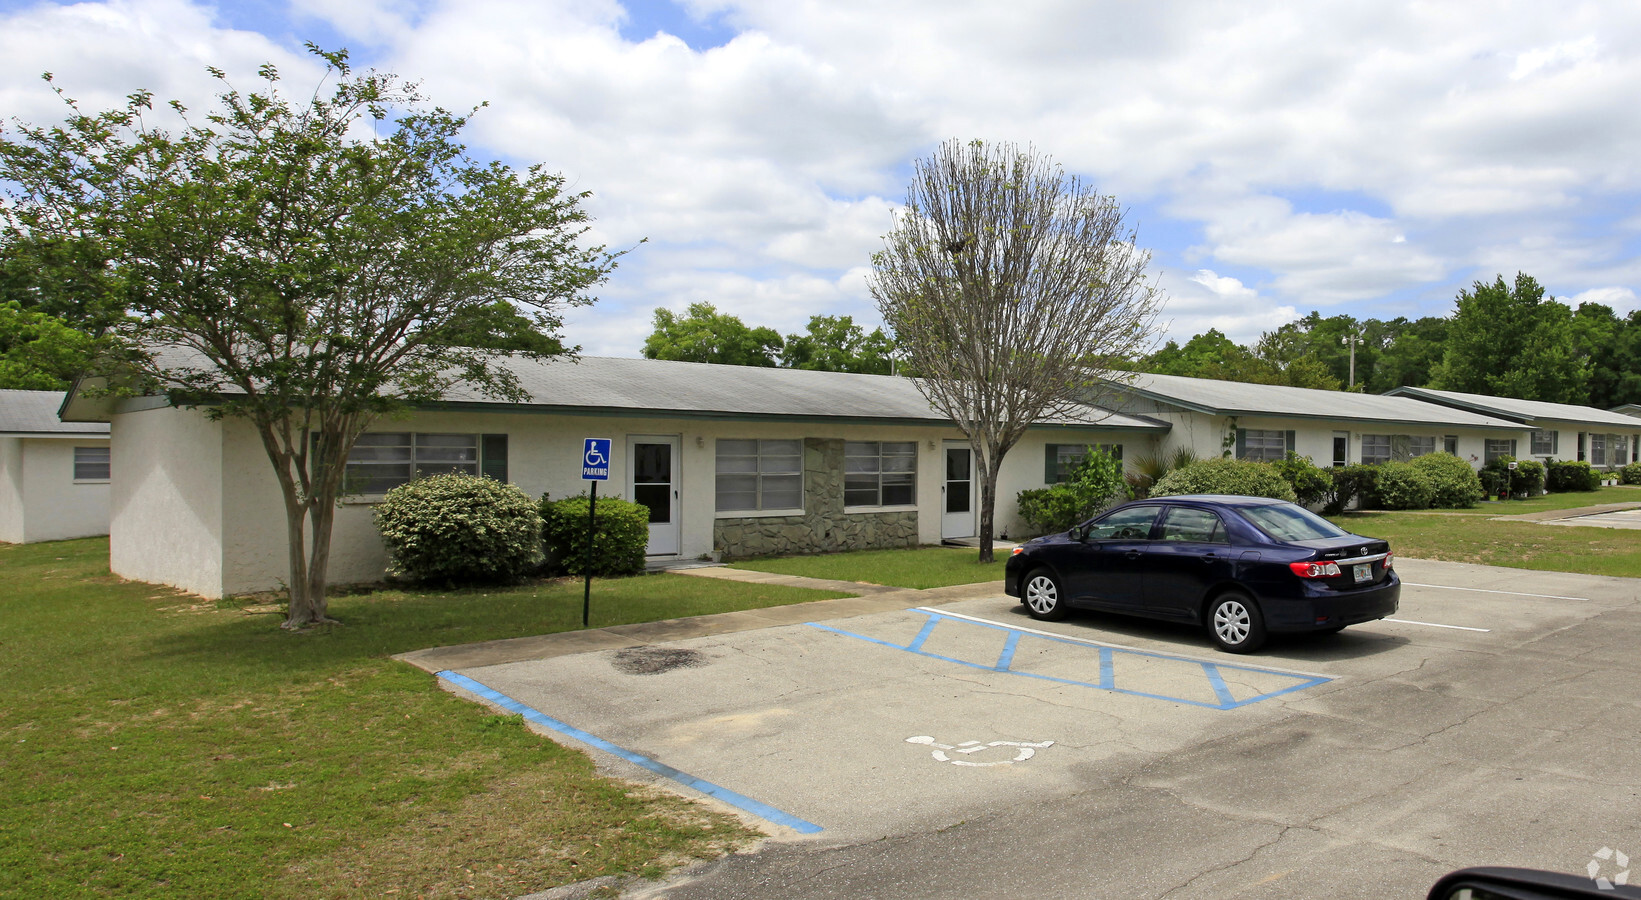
[0,389,111,543]
[1386,386,1641,469]
[62,356,1168,598]
[1095,372,1531,467]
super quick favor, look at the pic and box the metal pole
[582,480,597,628]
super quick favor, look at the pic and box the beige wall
[110,408,223,596]
[0,438,23,543]
[0,436,111,543]
[1151,410,1528,468]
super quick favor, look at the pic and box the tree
[780,314,895,374]
[1429,273,1588,404]
[0,300,95,389]
[0,47,619,629]
[642,302,783,366]
[868,139,1161,562]
[1141,328,1341,390]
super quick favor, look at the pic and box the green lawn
[729,545,1003,589]
[0,539,848,899]
[1405,484,1641,516]
[1335,507,1641,578]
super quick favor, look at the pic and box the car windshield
[1238,503,1349,541]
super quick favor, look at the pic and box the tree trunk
[300,497,338,626]
[976,452,1002,563]
[279,486,319,629]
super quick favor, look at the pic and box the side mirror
[1067,525,1085,541]
[1429,866,1641,899]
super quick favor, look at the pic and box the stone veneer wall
[714,437,919,559]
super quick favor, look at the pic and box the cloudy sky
[3,0,1639,357]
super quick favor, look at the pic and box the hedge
[1150,458,1296,502]
[1546,460,1602,492]
[540,493,650,577]
[374,473,544,583]
[1408,453,1485,508]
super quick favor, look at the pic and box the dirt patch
[611,647,709,676]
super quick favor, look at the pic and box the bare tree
[868,139,1161,562]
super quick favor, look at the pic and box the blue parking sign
[582,438,612,480]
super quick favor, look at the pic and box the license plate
[1353,563,1372,583]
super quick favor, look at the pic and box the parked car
[1003,494,1399,653]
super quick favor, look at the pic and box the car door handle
[1125,550,1141,559]
[1202,554,1218,563]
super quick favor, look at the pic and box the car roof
[1131,495,1292,508]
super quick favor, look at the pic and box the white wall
[20,438,110,542]
[110,408,223,596]
[0,438,23,543]
[1152,410,1529,468]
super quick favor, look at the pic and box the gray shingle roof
[438,356,1167,430]
[0,389,109,435]
[1107,372,1525,430]
[1387,386,1641,429]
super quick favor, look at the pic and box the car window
[1085,505,1159,540]
[1159,507,1227,543]
[1238,504,1349,541]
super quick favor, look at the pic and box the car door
[1061,504,1159,609]
[1142,505,1235,621]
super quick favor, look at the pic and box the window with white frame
[1361,434,1392,465]
[1408,436,1436,458]
[715,439,803,512]
[1614,434,1630,467]
[1484,438,1518,463]
[844,441,917,507]
[73,446,110,481]
[1530,430,1557,456]
[1239,429,1288,462]
[1591,433,1607,466]
[1045,443,1124,483]
[343,433,496,494]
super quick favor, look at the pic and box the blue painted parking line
[437,671,824,834]
[807,610,1332,711]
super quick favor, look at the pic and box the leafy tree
[780,314,894,374]
[642,302,783,366]
[1367,316,1448,393]
[0,234,125,331]
[868,139,1161,562]
[0,48,619,628]
[1141,328,1340,390]
[1429,273,1588,404]
[0,301,95,389]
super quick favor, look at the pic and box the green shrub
[540,493,650,576]
[1324,464,1377,514]
[1511,458,1546,495]
[1127,447,1200,499]
[1622,462,1641,485]
[1017,447,1131,534]
[375,474,544,583]
[1373,461,1435,510]
[1271,452,1331,508]
[1150,458,1296,502]
[1408,453,1485,509]
[1546,459,1601,492]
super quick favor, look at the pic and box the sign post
[580,438,612,628]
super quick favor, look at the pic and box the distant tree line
[642,301,895,375]
[1135,273,1641,407]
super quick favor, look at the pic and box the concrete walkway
[394,571,1006,673]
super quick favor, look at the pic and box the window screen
[716,439,803,512]
[344,433,480,494]
[1361,434,1391,465]
[73,446,110,481]
[845,441,917,507]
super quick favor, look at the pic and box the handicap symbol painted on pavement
[906,735,1055,767]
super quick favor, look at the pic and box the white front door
[629,435,681,556]
[941,441,976,539]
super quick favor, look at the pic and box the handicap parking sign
[582,438,612,480]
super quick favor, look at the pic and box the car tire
[1021,569,1068,621]
[1207,591,1267,653]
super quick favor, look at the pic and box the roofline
[1105,382,1527,431]
[0,431,110,439]
[1386,386,1641,429]
[418,400,1173,431]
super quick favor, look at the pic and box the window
[1613,435,1629,468]
[1045,443,1123,483]
[1159,507,1226,543]
[343,433,504,494]
[845,441,917,507]
[1240,504,1349,542]
[716,439,803,512]
[1591,433,1607,466]
[1331,432,1348,468]
[1530,430,1557,456]
[1484,438,1517,463]
[1443,435,1458,455]
[73,446,110,481]
[1408,436,1436,458]
[1085,505,1159,540]
[1237,429,1290,462]
[1361,434,1392,465]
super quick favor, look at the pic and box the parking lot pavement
[431,558,1641,899]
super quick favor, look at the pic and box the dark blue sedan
[1003,494,1399,653]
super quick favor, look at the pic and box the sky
[3,0,1640,358]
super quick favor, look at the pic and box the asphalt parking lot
[425,558,1641,899]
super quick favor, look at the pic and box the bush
[1373,461,1435,510]
[1017,447,1131,534]
[1408,453,1485,509]
[1622,462,1641,485]
[375,474,544,583]
[1271,452,1331,508]
[1511,458,1546,496]
[540,493,650,576]
[1324,464,1377,514]
[1546,460,1602,493]
[1150,458,1296,502]
[1127,447,1200,499]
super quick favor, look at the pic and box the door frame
[941,440,976,540]
[627,434,682,556]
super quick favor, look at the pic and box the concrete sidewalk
[394,572,1006,673]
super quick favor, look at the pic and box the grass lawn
[1405,484,1641,516]
[1335,507,1641,578]
[729,545,1003,589]
[0,539,849,899]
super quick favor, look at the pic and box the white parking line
[1383,618,1491,632]
[1403,582,1589,602]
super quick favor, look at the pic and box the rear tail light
[1384,551,1394,570]
[1289,561,1342,578]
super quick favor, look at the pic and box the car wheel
[1022,569,1068,621]
[1207,591,1267,653]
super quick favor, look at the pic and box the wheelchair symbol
[906,735,1054,767]
[584,446,608,467]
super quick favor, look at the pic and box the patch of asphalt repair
[612,646,710,675]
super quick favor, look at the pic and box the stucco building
[1386,386,1641,468]
[0,389,111,543]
